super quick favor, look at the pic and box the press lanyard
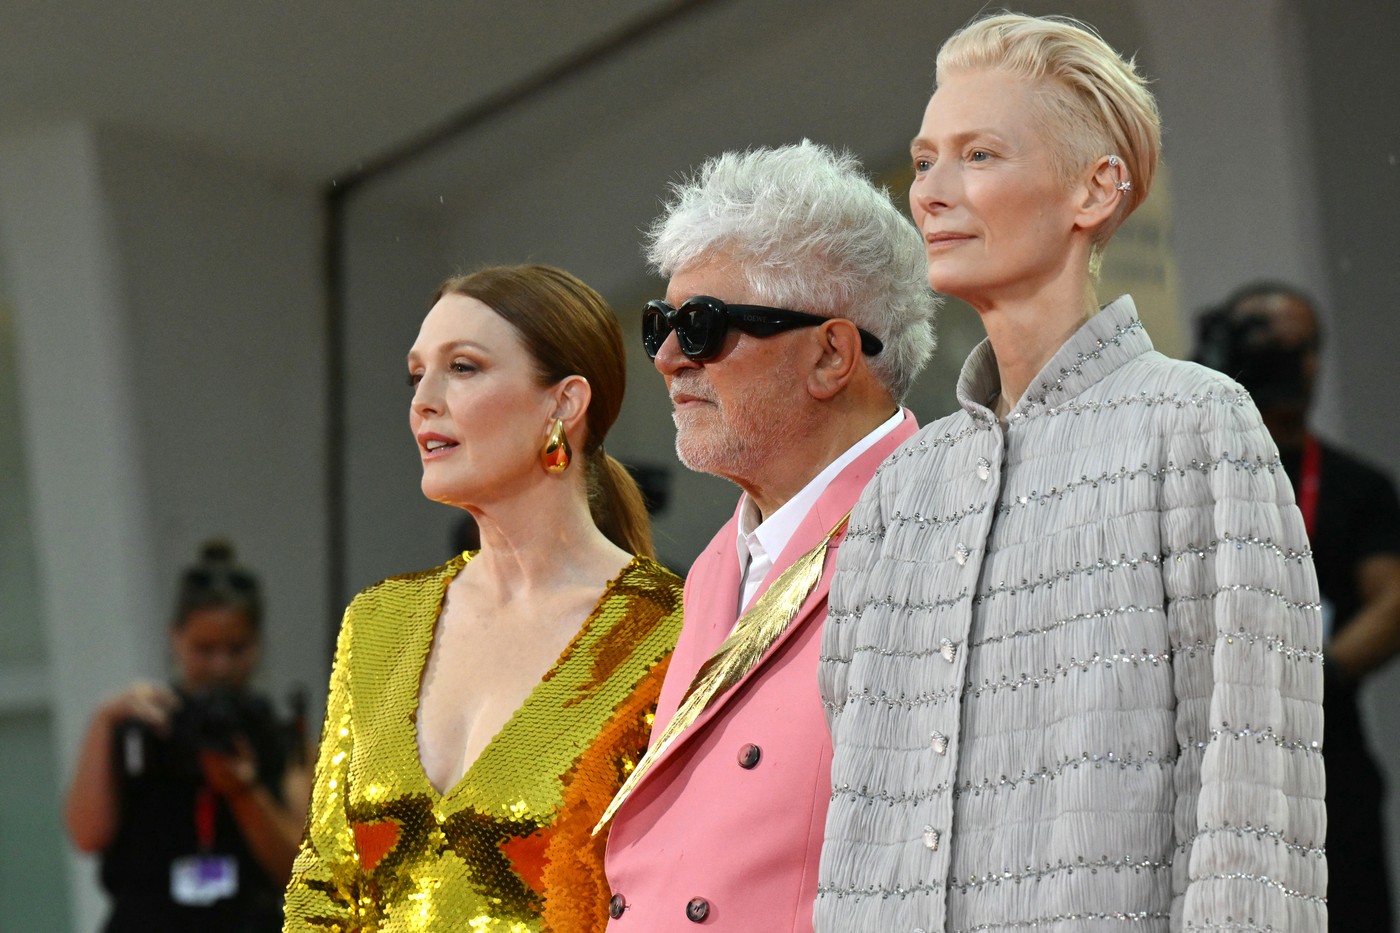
[195,786,218,852]
[1298,434,1321,540]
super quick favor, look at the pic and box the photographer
[1197,282,1400,931]
[64,541,311,933]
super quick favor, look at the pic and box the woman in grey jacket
[816,13,1326,933]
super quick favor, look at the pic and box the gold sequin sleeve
[284,600,361,931]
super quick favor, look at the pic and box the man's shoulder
[684,508,743,583]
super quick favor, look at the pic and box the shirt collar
[736,408,904,573]
[956,295,1153,424]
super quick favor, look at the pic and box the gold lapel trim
[593,511,851,835]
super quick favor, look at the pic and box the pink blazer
[602,411,918,931]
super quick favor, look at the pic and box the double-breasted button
[737,743,761,769]
[938,638,957,663]
[954,542,971,566]
[608,894,626,919]
[685,897,710,922]
[922,826,941,851]
[930,731,949,755]
[976,457,992,481]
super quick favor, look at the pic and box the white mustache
[669,374,717,405]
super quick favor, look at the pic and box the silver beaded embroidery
[1170,635,1324,662]
[828,589,970,627]
[825,684,961,712]
[961,648,1169,699]
[815,879,943,900]
[875,422,990,472]
[971,604,1163,648]
[973,554,1163,605]
[1022,318,1146,407]
[1171,583,1321,612]
[948,854,1170,893]
[1169,534,1313,563]
[886,502,990,532]
[951,749,1173,799]
[830,781,948,806]
[1206,723,1323,755]
[1191,872,1327,903]
[1037,387,1249,417]
[952,910,1170,933]
[994,452,1285,516]
[1183,823,1325,857]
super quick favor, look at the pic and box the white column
[0,122,162,932]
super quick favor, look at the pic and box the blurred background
[1,0,1396,928]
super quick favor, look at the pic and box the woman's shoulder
[612,555,685,610]
[344,555,467,620]
[1115,349,1247,398]
[599,555,685,639]
[1096,352,1281,458]
[622,554,684,586]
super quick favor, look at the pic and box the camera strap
[1299,434,1321,540]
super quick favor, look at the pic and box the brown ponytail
[434,265,655,558]
[588,453,655,559]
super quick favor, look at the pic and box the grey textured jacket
[817,298,1326,932]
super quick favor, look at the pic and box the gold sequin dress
[283,554,682,933]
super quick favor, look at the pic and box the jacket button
[686,897,710,922]
[737,743,761,769]
[609,894,626,919]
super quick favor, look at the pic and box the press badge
[170,854,239,905]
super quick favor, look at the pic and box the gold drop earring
[542,418,571,473]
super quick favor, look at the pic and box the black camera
[1194,304,1312,411]
[117,687,267,781]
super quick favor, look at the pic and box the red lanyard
[195,787,218,852]
[1298,434,1321,540]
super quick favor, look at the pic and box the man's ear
[807,320,862,400]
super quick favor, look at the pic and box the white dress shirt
[735,409,903,613]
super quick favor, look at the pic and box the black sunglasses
[642,296,884,362]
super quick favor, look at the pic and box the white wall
[0,122,328,929]
[96,127,330,704]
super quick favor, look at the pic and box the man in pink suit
[597,141,938,930]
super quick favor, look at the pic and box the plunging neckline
[408,551,642,801]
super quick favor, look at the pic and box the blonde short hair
[937,13,1161,254]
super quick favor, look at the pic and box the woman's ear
[1073,154,1129,233]
[551,375,593,438]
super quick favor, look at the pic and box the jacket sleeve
[821,454,890,731]
[282,602,362,931]
[1159,387,1327,931]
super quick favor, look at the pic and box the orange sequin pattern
[283,555,682,932]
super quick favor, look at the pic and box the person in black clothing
[64,541,312,933]
[1197,281,1400,931]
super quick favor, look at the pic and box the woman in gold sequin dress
[283,265,683,933]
